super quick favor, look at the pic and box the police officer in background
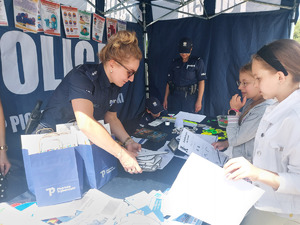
[163,38,207,113]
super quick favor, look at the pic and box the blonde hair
[239,62,253,77]
[98,30,142,64]
[252,39,300,83]
[238,62,264,125]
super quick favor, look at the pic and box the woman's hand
[119,148,142,174]
[212,140,229,151]
[223,157,259,181]
[0,151,11,176]
[195,100,202,113]
[125,141,141,156]
[163,99,168,110]
[229,94,247,111]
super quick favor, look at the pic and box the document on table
[178,128,228,167]
[0,203,45,225]
[156,141,175,170]
[175,111,206,123]
[148,119,164,127]
[24,189,125,224]
[161,153,265,225]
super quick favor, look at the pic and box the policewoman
[37,31,143,174]
[163,38,207,113]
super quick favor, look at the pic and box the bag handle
[36,127,54,134]
[39,132,62,153]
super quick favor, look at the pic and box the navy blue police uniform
[39,63,120,130]
[167,56,207,113]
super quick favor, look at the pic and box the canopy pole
[142,1,149,99]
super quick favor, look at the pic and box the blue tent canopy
[0,0,298,159]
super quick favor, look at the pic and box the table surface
[10,116,222,225]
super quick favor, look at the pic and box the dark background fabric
[0,0,295,159]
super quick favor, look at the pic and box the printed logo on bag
[100,166,116,178]
[46,185,76,196]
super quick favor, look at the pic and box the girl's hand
[212,141,229,151]
[223,157,259,181]
[119,148,142,174]
[229,94,247,111]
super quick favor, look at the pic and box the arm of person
[104,111,141,154]
[195,80,205,113]
[0,99,10,176]
[226,107,264,147]
[212,140,229,151]
[163,83,170,110]
[223,157,280,190]
[225,118,300,193]
[72,98,142,174]
[227,101,269,148]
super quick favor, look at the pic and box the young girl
[224,39,300,225]
[212,63,272,162]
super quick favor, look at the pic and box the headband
[257,45,288,76]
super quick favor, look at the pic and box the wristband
[0,145,8,151]
[123,137,133,147]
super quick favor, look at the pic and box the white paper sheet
[138,148,168,157]
[148,119,164,127]
[178,129,228,167]
[156,142,175,170]
[161,153,265,225]
[175,111,206,123]
[0,203,45,225]
[28,189,124,224]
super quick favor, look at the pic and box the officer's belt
[174,84,197,91]
[174,86,189,91]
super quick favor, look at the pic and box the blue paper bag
[75,144,118,189]
[22,148,84,206]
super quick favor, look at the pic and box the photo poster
[106,17,117,40]
[0,0,8,26]
[61,5,79,38]
[40,0,60,36]
[92,13,105,43]
[78,10,91,40]
[37,1,43,32]
[13,0,39,33]
[117,20,127,32]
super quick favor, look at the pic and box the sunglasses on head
[115,60,137,78]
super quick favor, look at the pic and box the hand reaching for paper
[119,148,143,174]
[223,157,259,181]
[125,140,141,156]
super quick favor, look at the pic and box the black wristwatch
[228,108,239,116]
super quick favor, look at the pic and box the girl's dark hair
[252,39,300,83]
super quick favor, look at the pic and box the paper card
[178,128,228,167]
[175,111,206,123]
[161,153,265,225]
